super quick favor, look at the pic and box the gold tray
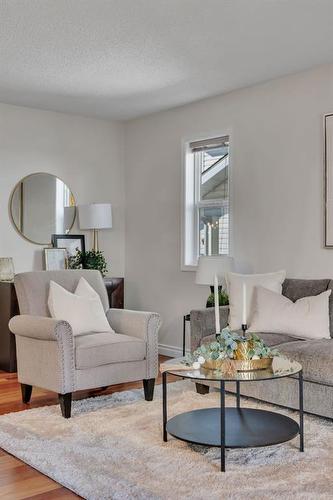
[203,357,273,372]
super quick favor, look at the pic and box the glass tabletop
[162,356,302,382]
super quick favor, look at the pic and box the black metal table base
[162,371,304,472]
[166,407,300,448]
[182,314,190,356]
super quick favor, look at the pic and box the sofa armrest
[190,306,229,351]
[106,309,161,379]
[9,315,75,394]
[9,315,73,342]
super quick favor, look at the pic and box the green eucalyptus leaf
[210,342,220,351]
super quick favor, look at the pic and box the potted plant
[206,288,229,307]
[68,249,108,277]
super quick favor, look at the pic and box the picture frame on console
[51,234,86,257]
[44,248,68,271]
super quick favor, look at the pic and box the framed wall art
[325,114,333,247]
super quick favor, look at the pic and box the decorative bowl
[233,357,273,371]
[202,358,228,370]
[202,357,273,372]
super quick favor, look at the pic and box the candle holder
[241,323,248,338]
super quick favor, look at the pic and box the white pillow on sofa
[75,276,103,300]
[48,278,112,336]
[248,286,331,339]
[225,270,286,330]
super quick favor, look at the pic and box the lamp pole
[92,228,99,251]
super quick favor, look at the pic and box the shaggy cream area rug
[0,381,332,500]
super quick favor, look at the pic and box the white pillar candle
[242,282,247,326]
[214,274,220,334]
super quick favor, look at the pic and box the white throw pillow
[248,286,331,339]
[225,270,286,330]
[75,276,103,300]
[48,278,112,336]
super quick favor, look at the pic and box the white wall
[0,103,125,276]
[124,63,333,355]
[3,64,333,354]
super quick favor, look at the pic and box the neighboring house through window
[182,135,230,269]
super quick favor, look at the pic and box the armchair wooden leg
[143,378,155,401]
[59,393,72,418]
[21,384,32,404]
[196,383,210,395]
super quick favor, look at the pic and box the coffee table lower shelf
[166,407,300,448]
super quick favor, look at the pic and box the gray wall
[2,62,333,355]
[124,63,333,355]
[0,103,125,275]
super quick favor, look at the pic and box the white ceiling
[1,0,333,120]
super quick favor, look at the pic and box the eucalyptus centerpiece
[185,327,280,372]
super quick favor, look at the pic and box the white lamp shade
[78,203,112,230]
[195,256,234,285]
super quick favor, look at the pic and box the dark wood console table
[0,277,124,373]
[103,277,124,309]
[0,282,19,372]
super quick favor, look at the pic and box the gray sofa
[190,278,333,419]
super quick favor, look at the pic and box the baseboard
[158,343,189,358]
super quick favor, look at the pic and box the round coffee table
[162,356,303,471]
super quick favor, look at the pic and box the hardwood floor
[0,355,173,499]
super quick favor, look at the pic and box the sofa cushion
[201,332,301,348]
[254,332,303,347]
[226,270,286,330]
[48,279,112,336]
[278,339,333,386]
[282,278,331,302]
[75,332,146,369]
[249,287,331,340]
[283,278,333,338]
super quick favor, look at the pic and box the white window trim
[181,130,233,271]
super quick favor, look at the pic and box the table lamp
[195,255,234,335]
[78,203,112,251]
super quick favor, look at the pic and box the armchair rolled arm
[106,309,161,340]
[9,315,75,394]
[106,309,161,379]
[190,306,229,351]
[9,315,73,342]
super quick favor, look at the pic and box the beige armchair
[9,270,161,418]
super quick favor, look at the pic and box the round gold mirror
[10,173,76,245]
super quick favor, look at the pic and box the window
[182,135,230,268]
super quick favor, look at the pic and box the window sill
[181,264,198,272]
